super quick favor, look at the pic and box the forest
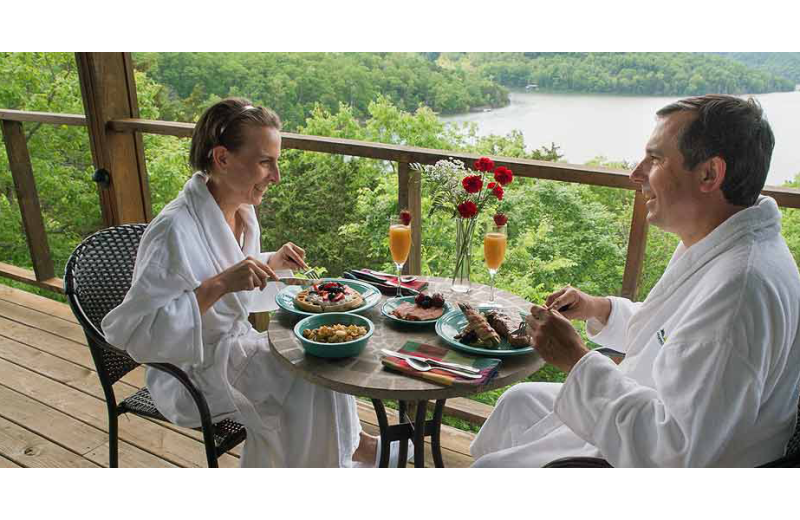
[2,52,800,422]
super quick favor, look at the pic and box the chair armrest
[543,456,613,468]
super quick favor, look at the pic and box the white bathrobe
[472,196,800,467]
[101,172,360,467]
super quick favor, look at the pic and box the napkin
[358,269,429,292]
[381,341,500,386]
[248,266,294,312]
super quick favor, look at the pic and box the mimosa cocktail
[483,224,507,307]
[388,215,412,298]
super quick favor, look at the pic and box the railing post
[398,162,422,275]
[1,120,55,281]
[76,52,151,226]
[621,190,649,301]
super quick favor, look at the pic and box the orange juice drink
[389,224,412,264]
[484,232,507,271]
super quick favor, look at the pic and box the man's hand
[268,242,308,272]
[526,304,591,373]
[545,285,612,325]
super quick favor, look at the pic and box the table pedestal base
[371,399,446,468]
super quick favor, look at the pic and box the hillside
[452,52,796,96]
[714,52,800,84]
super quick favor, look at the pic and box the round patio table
[267,277,545,467]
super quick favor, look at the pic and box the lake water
[441,90,800,187]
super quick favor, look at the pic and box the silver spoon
[405,357,482,379]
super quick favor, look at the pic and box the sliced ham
[391,302,444,321]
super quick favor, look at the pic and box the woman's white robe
[101,172,361,467]
[472,196,800,467]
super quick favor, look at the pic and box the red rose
[488,182,496,189]
[462,175,483,194]
[493,185,504,200]
[493,213,508,226]
[399,210,412,226]
[457,200,478,219]
[493,166,513,186]
[473,157,495,172]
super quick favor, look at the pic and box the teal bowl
[293,313,374,359]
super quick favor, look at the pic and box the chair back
[784,394,800,459]
[64,224,148,385]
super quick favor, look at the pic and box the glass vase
[451,217,475,293]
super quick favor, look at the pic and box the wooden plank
[0,109,86,126]
[0,298,91,344]
[621,190,649,301]
[443,397,493,426]
[1,120,55,281]
[0,263,62,294]
[0,283,76,323]
[76,53,151,226]
[355,400,473,467]
[0,356,239,468]
[0,314,146,390]
[0,454,22,467]
[0,416,99,468]
[84,441,177,468]
[0,384,172,468]
[407,163,423,275]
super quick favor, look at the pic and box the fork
[301,267,321,280]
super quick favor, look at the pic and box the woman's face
[213,124,281,207]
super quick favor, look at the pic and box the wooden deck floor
[0,283,475,468]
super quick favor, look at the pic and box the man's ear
[699,156,727,194]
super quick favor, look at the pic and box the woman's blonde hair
[189,97,282,174]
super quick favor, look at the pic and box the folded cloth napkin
[356,269,429,292]
[381,341,501,387]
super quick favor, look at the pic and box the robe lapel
[183,172,262,320]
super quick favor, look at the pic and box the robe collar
[182,172,261,313]
[644,195,781,306]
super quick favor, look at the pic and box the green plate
[435,306,535,357]
[276,278,381,317]
[380,296,452,325]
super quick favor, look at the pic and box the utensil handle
[381,349,480,374]
[433,366,482,379]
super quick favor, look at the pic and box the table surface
[267,277,546,401]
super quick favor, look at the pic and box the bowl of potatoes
[293,312,374,358]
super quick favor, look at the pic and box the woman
[101,98,387,467]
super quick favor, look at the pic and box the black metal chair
[64,223,246,468]
[543,379,800,468]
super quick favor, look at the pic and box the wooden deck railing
[4,107,800,300]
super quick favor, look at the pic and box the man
[471,95,800,467]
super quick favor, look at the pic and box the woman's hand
[268,242,308,272]
[525,304,591,373]
[194,256,278,314]
[545,285,611,325]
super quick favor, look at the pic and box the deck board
[0,283,476,467]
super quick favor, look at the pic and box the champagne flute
[388,216,412,299]
[483,224,507,308]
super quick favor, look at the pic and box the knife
[273,277,318,287]
[380,349,481,374]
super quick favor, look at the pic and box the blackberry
[431,293,445,308]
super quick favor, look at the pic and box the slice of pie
[294,281,364,313]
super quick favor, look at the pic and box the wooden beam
[1,121,55,281]
[621,190,649,301]
[0,109,86,126]
[397,162,422,275]
[0,262,63,294]
[76,53,151,226]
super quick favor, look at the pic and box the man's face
[630,111,706,240]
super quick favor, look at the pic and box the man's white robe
[472,196,800,467]
[101,172,361,467]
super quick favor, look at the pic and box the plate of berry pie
[276,279,381,317]
[380,293,452,325]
